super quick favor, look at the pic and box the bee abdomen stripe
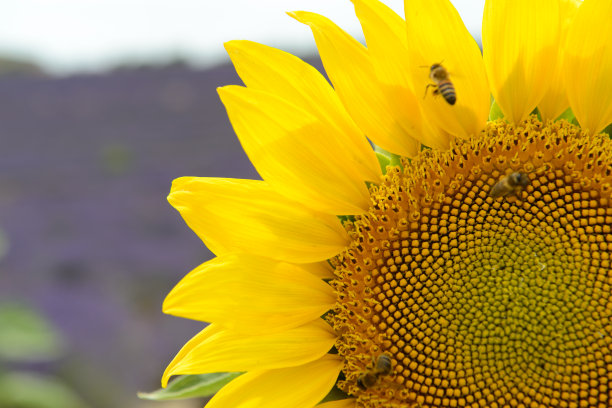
[438,82,455,95]
[438,82,456,104]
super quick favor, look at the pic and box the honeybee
[424,63,456,105]
[357,354,393,390]
[489,172,530,198]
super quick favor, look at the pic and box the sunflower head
[159,1,612,408]
[331,117,611,407]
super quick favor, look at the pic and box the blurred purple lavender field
[0,62,274,407]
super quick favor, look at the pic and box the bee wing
[489,180,508,197]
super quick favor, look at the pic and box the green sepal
[601,122,612,138]
[488,100,504,121]
[0,303,65,362]
[338,215,356,225]
[375,152,391,174]
[555,107,575,123]
[374,146,402,174]
[320,385,350,403]
[137,372,242,401]
[388,153,402,169]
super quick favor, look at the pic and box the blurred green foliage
[0,303,64,362]
[0,372,86,408]
[0,303,89,408]
[0,228,7,261]
[100,143,133,176]
[0,56,45,77]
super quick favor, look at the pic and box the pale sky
[0,0,485,74]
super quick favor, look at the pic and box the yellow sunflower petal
[349,0,451,150]
[205,355,343,408]
[163,254,335,334]
[564,0,612,133]
[162,320,336,387]
[290,10,423,156]
[317,399,357,408]
[218,85,374,215]
[404,0,489,138]
[168,177,348,263]
[224,40,380,184]
[307,261,335,280]
[538,0,582,121]
[483,0,560,123]
[351,0,412,91]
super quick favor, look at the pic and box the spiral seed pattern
[330,118,612,408]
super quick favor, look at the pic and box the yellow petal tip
[161,295,175,315]
[223,39,254,55]
[287,10,313,25]
[216,85,243,100]
[222,41,237,54]
[160,369,171,388]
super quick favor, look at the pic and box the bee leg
[423,83,436,99]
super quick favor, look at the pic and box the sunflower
[160,0,612,407]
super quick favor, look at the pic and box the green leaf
[138,372,242,401]
[0,372,89,408]
[488,100,504,121]
[0,303,65,362]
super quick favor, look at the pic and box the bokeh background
[0,1,483,407]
